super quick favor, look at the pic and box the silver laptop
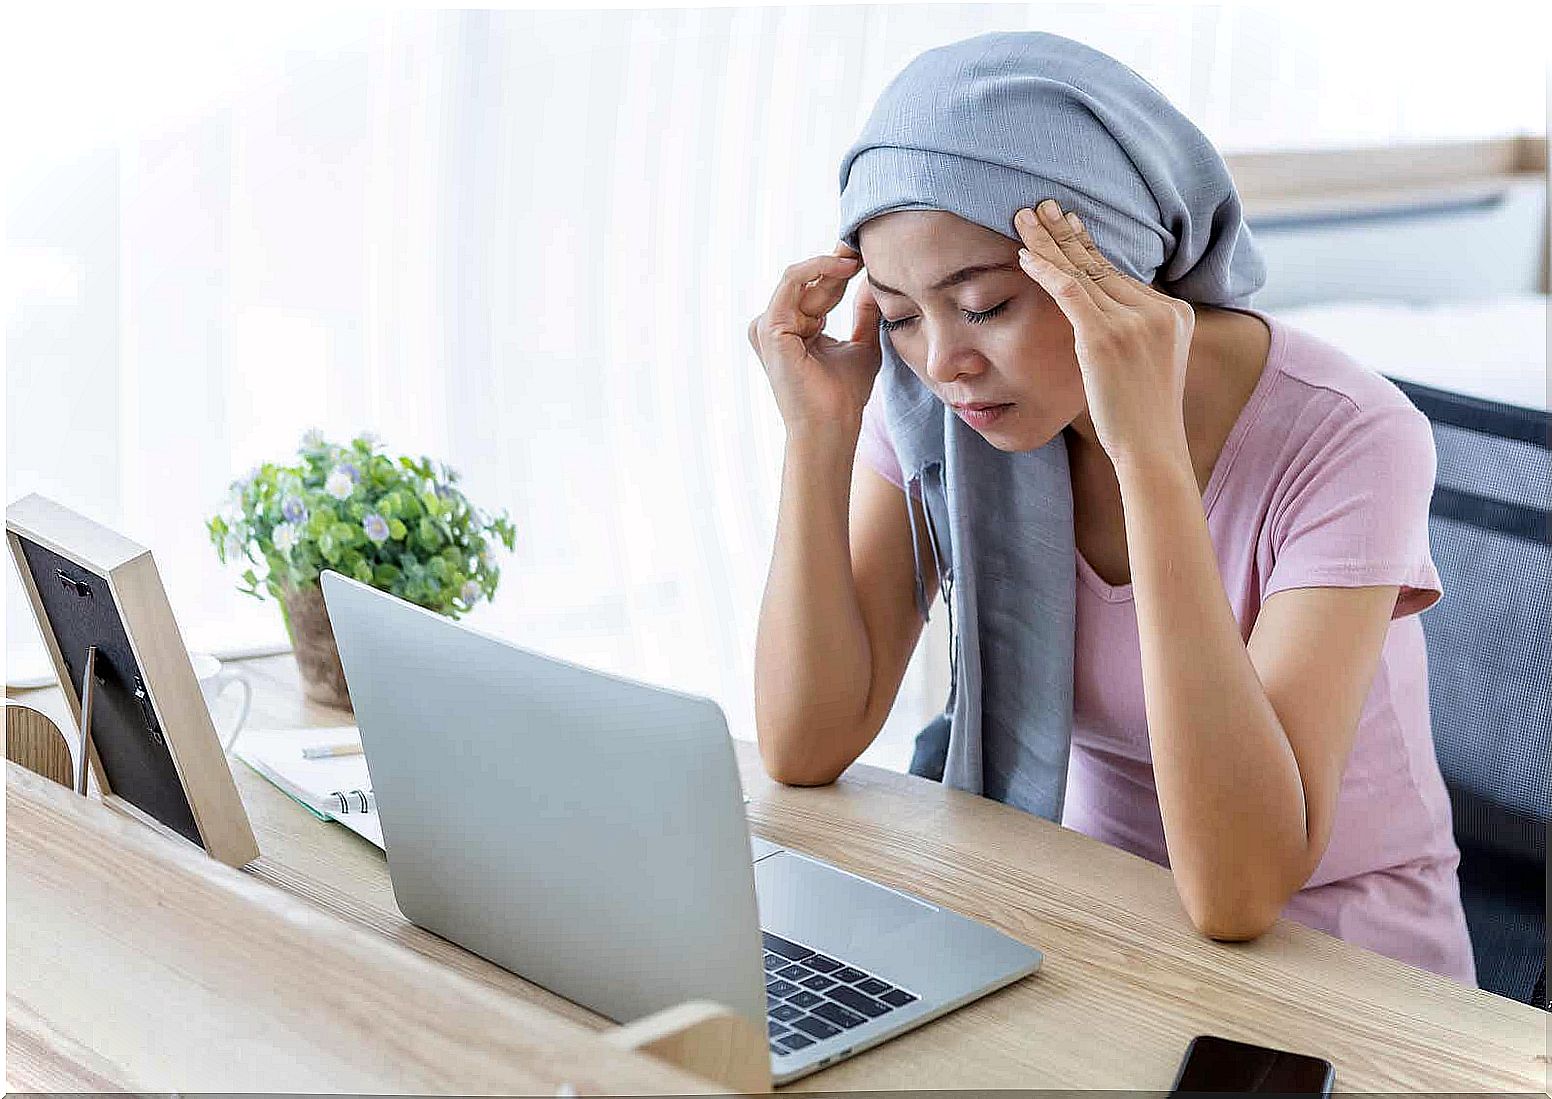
[320,571,1041,1084]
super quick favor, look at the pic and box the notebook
[232,725,383,848]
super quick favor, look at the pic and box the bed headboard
[1225,135,1548,310]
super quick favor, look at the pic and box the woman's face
[858,209,1086,450]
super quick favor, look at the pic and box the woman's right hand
[747,241,883,439]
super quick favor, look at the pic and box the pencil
[302,741,364,760]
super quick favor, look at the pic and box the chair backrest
[1388,376,1549,1008]
[6,701,75,789]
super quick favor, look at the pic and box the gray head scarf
[836,31,1266,821]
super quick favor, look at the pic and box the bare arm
[754,428,936,786]
[1119,456,1396,940]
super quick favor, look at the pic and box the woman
[748,31,1476,985]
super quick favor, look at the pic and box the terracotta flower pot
[280,582,353,713]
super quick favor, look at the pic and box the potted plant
[208,430,516,711]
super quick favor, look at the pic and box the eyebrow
[867,262,1022,298]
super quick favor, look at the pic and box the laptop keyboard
[761,930,919,1057]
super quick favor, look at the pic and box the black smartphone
[1170,1034,1335,1096]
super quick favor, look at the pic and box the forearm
[754,424,875,785]
[1116,453,1309,935]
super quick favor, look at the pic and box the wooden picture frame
[6,493,259,868]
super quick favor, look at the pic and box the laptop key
[777,1031,816,1051]
[879,988,918,1007]
[766,978,800,998]
[763,953,782,970]
[854,977,890,997]
[768,1022,791,1038]
[775,963,811,981]
[762,931,816,962]
[811,1001,867,1029]
[805,954,843,973]
[833,966,869,984]
[770,1003,803,1022]
[827,985,890,1018]
[790,1015,841,1040]
[799,973,837,991]
[770,1042,785,1055]
[787,990,823,1009]
[767,994,782,1011]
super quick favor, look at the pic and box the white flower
[324,468,355,500]
[460,579,481,605]
[272,523,301,555]
[301,428,325,449]
[223,532,244,559]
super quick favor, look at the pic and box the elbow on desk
[760,755,844,788]
[1180,889,1282,944]
[756,738,843,788]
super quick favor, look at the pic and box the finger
[1016,240,1109,331]
[1029,202,1127,304]
[850,277,882,347]
[832,240,861,261]
[766,254,861,330]
[797,265,858,319]
[1061,212,1153,307]
[1016,208,1105,304]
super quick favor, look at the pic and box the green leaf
[388,518,407,541]
[308,506,335,535]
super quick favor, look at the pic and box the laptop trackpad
[754,849,935,966]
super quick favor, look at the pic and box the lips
[949,402,1012,412]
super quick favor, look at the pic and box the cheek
[1006,321,1081,393]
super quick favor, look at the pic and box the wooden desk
[6,761,726,1095]
[10,653,1547,1094]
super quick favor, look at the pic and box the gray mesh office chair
[1388,376,1549,1008]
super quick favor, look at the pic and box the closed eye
[879,301,1010,333]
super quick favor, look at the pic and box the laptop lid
[319,570,767,1029]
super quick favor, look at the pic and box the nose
[921,325,986,387]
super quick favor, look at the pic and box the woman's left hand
[1014,199,1195,471]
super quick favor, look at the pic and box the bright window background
[5,2,1546,772]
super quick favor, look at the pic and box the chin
[983,408,1066,453]
[1003,433,1061,453]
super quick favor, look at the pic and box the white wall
[6,2,1547,772]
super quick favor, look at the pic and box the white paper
[232,725,383,848]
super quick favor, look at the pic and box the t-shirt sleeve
[1265,402,1443,620]
[857,382,906,491]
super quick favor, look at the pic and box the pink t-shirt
[857,306,1477,986]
